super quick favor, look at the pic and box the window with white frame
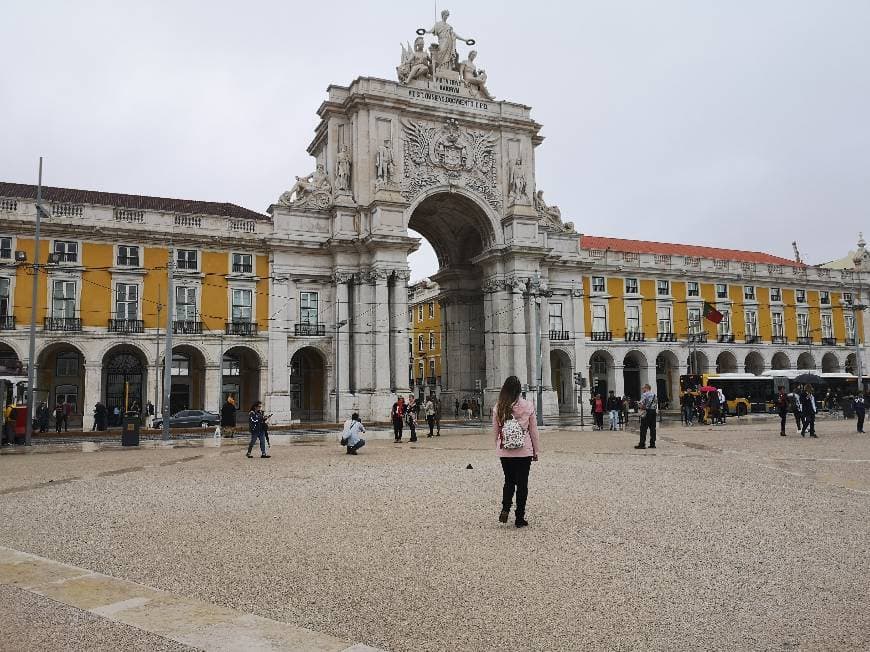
[771,312,784,336]
[176,249,198,270]
[718,310,731,335]
[745,310,758,336]
[716,283,728,299]
[232,253,253,274]
[770,287,782,302]
[687,281,699,297]
[822,313,833,338]
[52,280,76,318]
[429,331,435,350]
[428,358,436,379]
[300,291,320,324]
[175,286,197,321]
[418,305,424,321]
[418,334,425,352]
[428,302,434,319]
[232,289,253,322]
[0,278,9,317]
[171,353,190,376]
[657,280,670,296]
[796,289,806,303]
[625,305,640,334]
[56,352,78,377]
[688,307,701,333]
[115,283,138,320]
[624,278,638,294]
[223,354,240,376]
[117,245,140,267]
[797,313,809,338]
[591,276,605,293]
[592,304,607,332]
[820,291,831,305]
[744,286,756,300]
[549,302,563,332]
[0,237,12,259]
[417,360,424,379]
[657,306,672,333]
[53,240,78,263]
[846,314,856,339]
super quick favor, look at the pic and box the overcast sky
[2,1,868,281]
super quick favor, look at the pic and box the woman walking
[493,375,540,528]
[406,395,419,442]
[390,396,405,442]
[246,401,271,458]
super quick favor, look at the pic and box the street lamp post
[25,158,47,447]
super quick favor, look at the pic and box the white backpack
[500,414,527,449]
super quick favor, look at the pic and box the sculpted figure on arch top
[425,9,471,73]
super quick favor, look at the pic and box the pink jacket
[492,398,541,458]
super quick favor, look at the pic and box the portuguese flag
[703,302,723,324]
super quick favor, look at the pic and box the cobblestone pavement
[1,419,869,651]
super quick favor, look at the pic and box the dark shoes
[346,449,358,455]
[634,444,646,449]
[780,432,786,436]
[515,519,529,528]
[261,454,271,458]
[809,434,818,438]
[246,453,253,458]
[498,510,509,523]
[649,445,656,449]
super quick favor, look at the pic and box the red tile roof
[0,182,270,222]
[580,235,803,267]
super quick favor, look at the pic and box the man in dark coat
[220,396,238,438]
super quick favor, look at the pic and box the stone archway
[797,352,816,371]
[656,351,680,407]
[549,349,573,413]
[745,351,765,375]
[36,342,86,429]
[589,350,614,399]
[102,345,148,424]
[622,350,647,401]
[846,353,857,375]
[822,352,840,373]
[222,346,261,417]
[687,351,709,376]
[290,346,327,422]
[716,351,738,374]
[163,345,206,414]
[771,352,790,371]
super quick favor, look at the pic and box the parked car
[152,410,220,429]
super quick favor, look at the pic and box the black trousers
[594,412,604,428]
[639,410,657,447]
[793,410,803,429]
[408,419,417,441]
[346,439,365,453]
[801,412,816,436]
[427,415,435,436]
[857,411,865,433]
[247,430,267,455]
[392,417,403,441]
[778,410,788,434]
[500,456,532,519]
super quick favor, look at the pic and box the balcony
[745,335,761,344]
[44,317,82,331]
[797,336,812,346]
[226,321,258,336]
[717,334,735,344]
[108,319,144,334]
[771,335,787,344]
[821,337,837,346]
[591,331,612,342]
[0,315,15,330]
[295,323,326,337]
[657,332,677,343]
[549,330,571,341]
[53,252,78,263]
[173,320,203,335]
[688,332,707,343]
[625,331,645,342]
[846,337,857,346]
[232,263,253,274]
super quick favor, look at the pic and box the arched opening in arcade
[845,353,857,375]
[771,352,791,371]
[744,352,765,376]
[589,351,614,399]
[290,346,327,422]
[687,351,709,376]
[822,352,840,373]
[36,342,85,429]
[0,342,25,413]
[102,345,148,425]
[622,350,646,401]
[656,351,680,407]
[549,349,573,413]
[222,346,261,419]
[797,352,816,371]
[163,345,206,414]
[716,351,738,374]
[407,191,495,410]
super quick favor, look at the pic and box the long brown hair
[496,375,522,425]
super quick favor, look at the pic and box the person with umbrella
[800,385,818,438]
[853,392,865,434]
[787,384,803,433]
[775,386,789,436]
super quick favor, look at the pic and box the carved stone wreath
[401,118,501,211]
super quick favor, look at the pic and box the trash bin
[121,413,140,447]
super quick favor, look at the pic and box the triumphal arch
[267,10,583,421]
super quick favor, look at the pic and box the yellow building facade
[408,279,443,397]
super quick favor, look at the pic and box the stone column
[373,270,391,392]
[204,363,220,414]
[353,273,374,391]
[509,278,528,384]
[612,363,625,399]
[438,296,450,393]
[390,270,410,393]
[333,273,352,395]
[82,363,102,431]
[265,275,293,423]
[540,293,553,391]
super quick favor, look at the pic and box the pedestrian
[592,394,604,430]
[493,375,540,529]
[3,402,16,445]
[787,386,803,433]
[424,395,436,437]
[717,388,727,424]
[434,395,442,436]
[340,412,366,455]
[635,384,658,449]
[221,396,237,438]
[775,386,789,436]
[259,407,271,448]
[454,399,459,417]
[391,396,405,442]
[36,401,50,433]
[94,402,108,431]
[620,396,630,430]
[606,390,621,430]
[853,393,865,434]
[406,394,419,442]
[800,386,818,438]
[112,405,121,428]
[246,401,270,458]
[63,398,73,431]
[461,399,469,421]
[54,402,65,433]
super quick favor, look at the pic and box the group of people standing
[454,397,481,420]
[390,394,442,443]
[776,384,822,437]
[590,391,630,430]
[680,387,728,426]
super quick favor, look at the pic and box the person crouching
[341,413,366,455]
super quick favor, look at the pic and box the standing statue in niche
[397,36,432,84]
[335,146,352,193]
[508,158,527,201]
[459,51,493,100]
[376,139,396,186]
[424,9,472,73]
[278,164,333,208]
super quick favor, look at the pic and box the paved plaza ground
[1,416,869,651]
